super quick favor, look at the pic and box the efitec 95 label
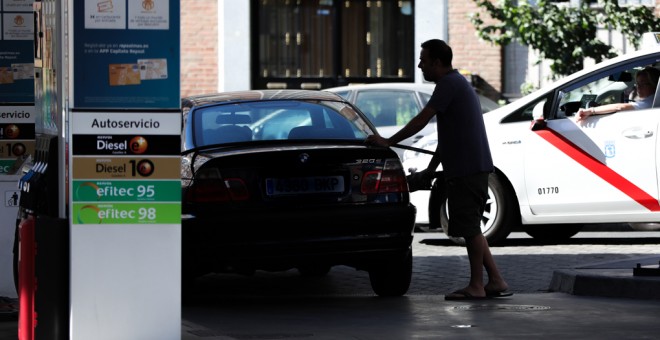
[72,180,180,202]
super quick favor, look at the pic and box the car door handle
[622,128,653,139]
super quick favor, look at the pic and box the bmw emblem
[299,153,310,163]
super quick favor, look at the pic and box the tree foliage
[470,0,660,78]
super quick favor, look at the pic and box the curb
[549,260,660,300]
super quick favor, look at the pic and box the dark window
[254,0,415,90]
[340,1,414,79]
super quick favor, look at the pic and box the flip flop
[444,290,489,301]
[486,290,513,298]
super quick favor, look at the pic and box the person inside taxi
[576,66,660,122]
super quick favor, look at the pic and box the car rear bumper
[183,204,416,272]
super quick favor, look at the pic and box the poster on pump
[0,1,34,104]
[72,0,180,109]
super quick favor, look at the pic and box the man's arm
[366,106,437,147]
[411,140,441,187]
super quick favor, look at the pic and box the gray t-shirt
[426,69,494,178]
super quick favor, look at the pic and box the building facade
[180,0,659,103]
[181,0,506,101]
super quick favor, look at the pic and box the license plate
[266,176,344,196]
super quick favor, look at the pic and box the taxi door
[524,108,660,217]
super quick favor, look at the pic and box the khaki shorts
[445,172,489,239]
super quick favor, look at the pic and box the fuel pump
[17,135,68,340]
[15,1,69,339]
[0,0,36,329]
[15,0,182,338]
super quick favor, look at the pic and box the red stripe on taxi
[534,127,660,211]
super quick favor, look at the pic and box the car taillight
[361,159,408,194]
[186,177,249,203]
[225,178,249,200]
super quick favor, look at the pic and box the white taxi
[404,34,660,245]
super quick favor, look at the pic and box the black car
[181,90,417,296]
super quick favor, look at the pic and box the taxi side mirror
[530,118,547,131]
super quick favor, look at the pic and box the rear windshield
[192,100,373,146]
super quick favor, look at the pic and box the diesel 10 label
[72,157,180,179]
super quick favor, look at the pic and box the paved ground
[178,231,660,340]
[2,230,659,339]
[180,294,660,340]
[181,231,660,297]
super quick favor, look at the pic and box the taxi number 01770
[538,186,559,195]
[266,176,344,196]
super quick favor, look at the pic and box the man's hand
[365,134,390,147]
[406,168,435,192]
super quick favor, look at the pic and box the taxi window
[501,95,550,123]
[556,58,659,118]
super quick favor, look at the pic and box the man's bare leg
[446,234,487,298]
[482,237,509,294]
[446,233,508,298]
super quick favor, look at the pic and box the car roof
[324,82,436,93]
[324,81,500,109]
[536,48,660,94]
[182,89,346,108]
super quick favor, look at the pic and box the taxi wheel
[368,249,413,297]
[437,173,514,246]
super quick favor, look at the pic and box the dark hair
[639,66,660,89]
[421,39,453,68]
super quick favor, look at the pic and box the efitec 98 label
[72,202,181,224]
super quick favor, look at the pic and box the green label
[72,180,180,202]
[72,202,181,224]
[0,159,16,174]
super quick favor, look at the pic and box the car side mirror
[530,118,547,131]
[532,100,546,120]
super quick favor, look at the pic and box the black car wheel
[368,249,412,297]
[435,173,514,246]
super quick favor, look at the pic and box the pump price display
[72,180,179,202]
[72,202,180,224]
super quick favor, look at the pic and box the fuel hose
[391,143,435,155]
